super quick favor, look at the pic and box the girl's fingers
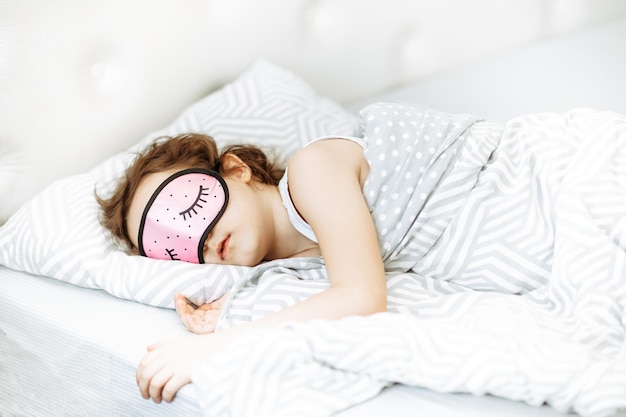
[210,293,228,309]
[148,368,175,404]
[136,335,201,403]
[162,372,191,403]
[174,295,184,317]
[137,352,178,403]
[174,294,194,317]
[136,357,159,400]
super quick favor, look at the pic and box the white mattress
[3,16,626,417]
[0,266,202,416]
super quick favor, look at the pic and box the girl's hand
[136,333,222,403]
[174,293,228,334]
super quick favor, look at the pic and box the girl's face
[200,173,272,266]
[127,167,272,267]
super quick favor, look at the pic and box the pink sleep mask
[138,168,229,264]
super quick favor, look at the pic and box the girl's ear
[220,153,252,183]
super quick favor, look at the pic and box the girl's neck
[263,185,320,261]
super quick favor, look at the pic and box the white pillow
[0,61,356,308]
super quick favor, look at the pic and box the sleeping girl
[97,102,626,406]
[98,127,391,403]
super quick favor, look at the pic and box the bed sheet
[0,266,201,417]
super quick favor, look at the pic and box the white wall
[1,0,625,222]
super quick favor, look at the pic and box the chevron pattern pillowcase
[0,61,356,308]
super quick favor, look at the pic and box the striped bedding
[192,106,626,417]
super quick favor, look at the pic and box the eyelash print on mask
[139,169,228,264]
[179,185,210,220]
[165,248,181,261]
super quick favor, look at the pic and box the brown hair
[96,133,284,252]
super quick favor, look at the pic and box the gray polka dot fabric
[355,103,483,272]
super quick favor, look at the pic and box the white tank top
[278,135,367,243]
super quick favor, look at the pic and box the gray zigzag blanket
[193,104,626,417]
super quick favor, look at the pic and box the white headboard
[1,0,624,222]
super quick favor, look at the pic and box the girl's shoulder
[289,136,368,176]
[302,135,367,150]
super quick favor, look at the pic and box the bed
[2,1,626,416]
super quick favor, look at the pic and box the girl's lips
[217,235,230,260]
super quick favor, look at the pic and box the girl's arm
[285,138,388,317]
[137,138,387,403]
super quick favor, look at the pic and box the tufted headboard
[1,0,625,223]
